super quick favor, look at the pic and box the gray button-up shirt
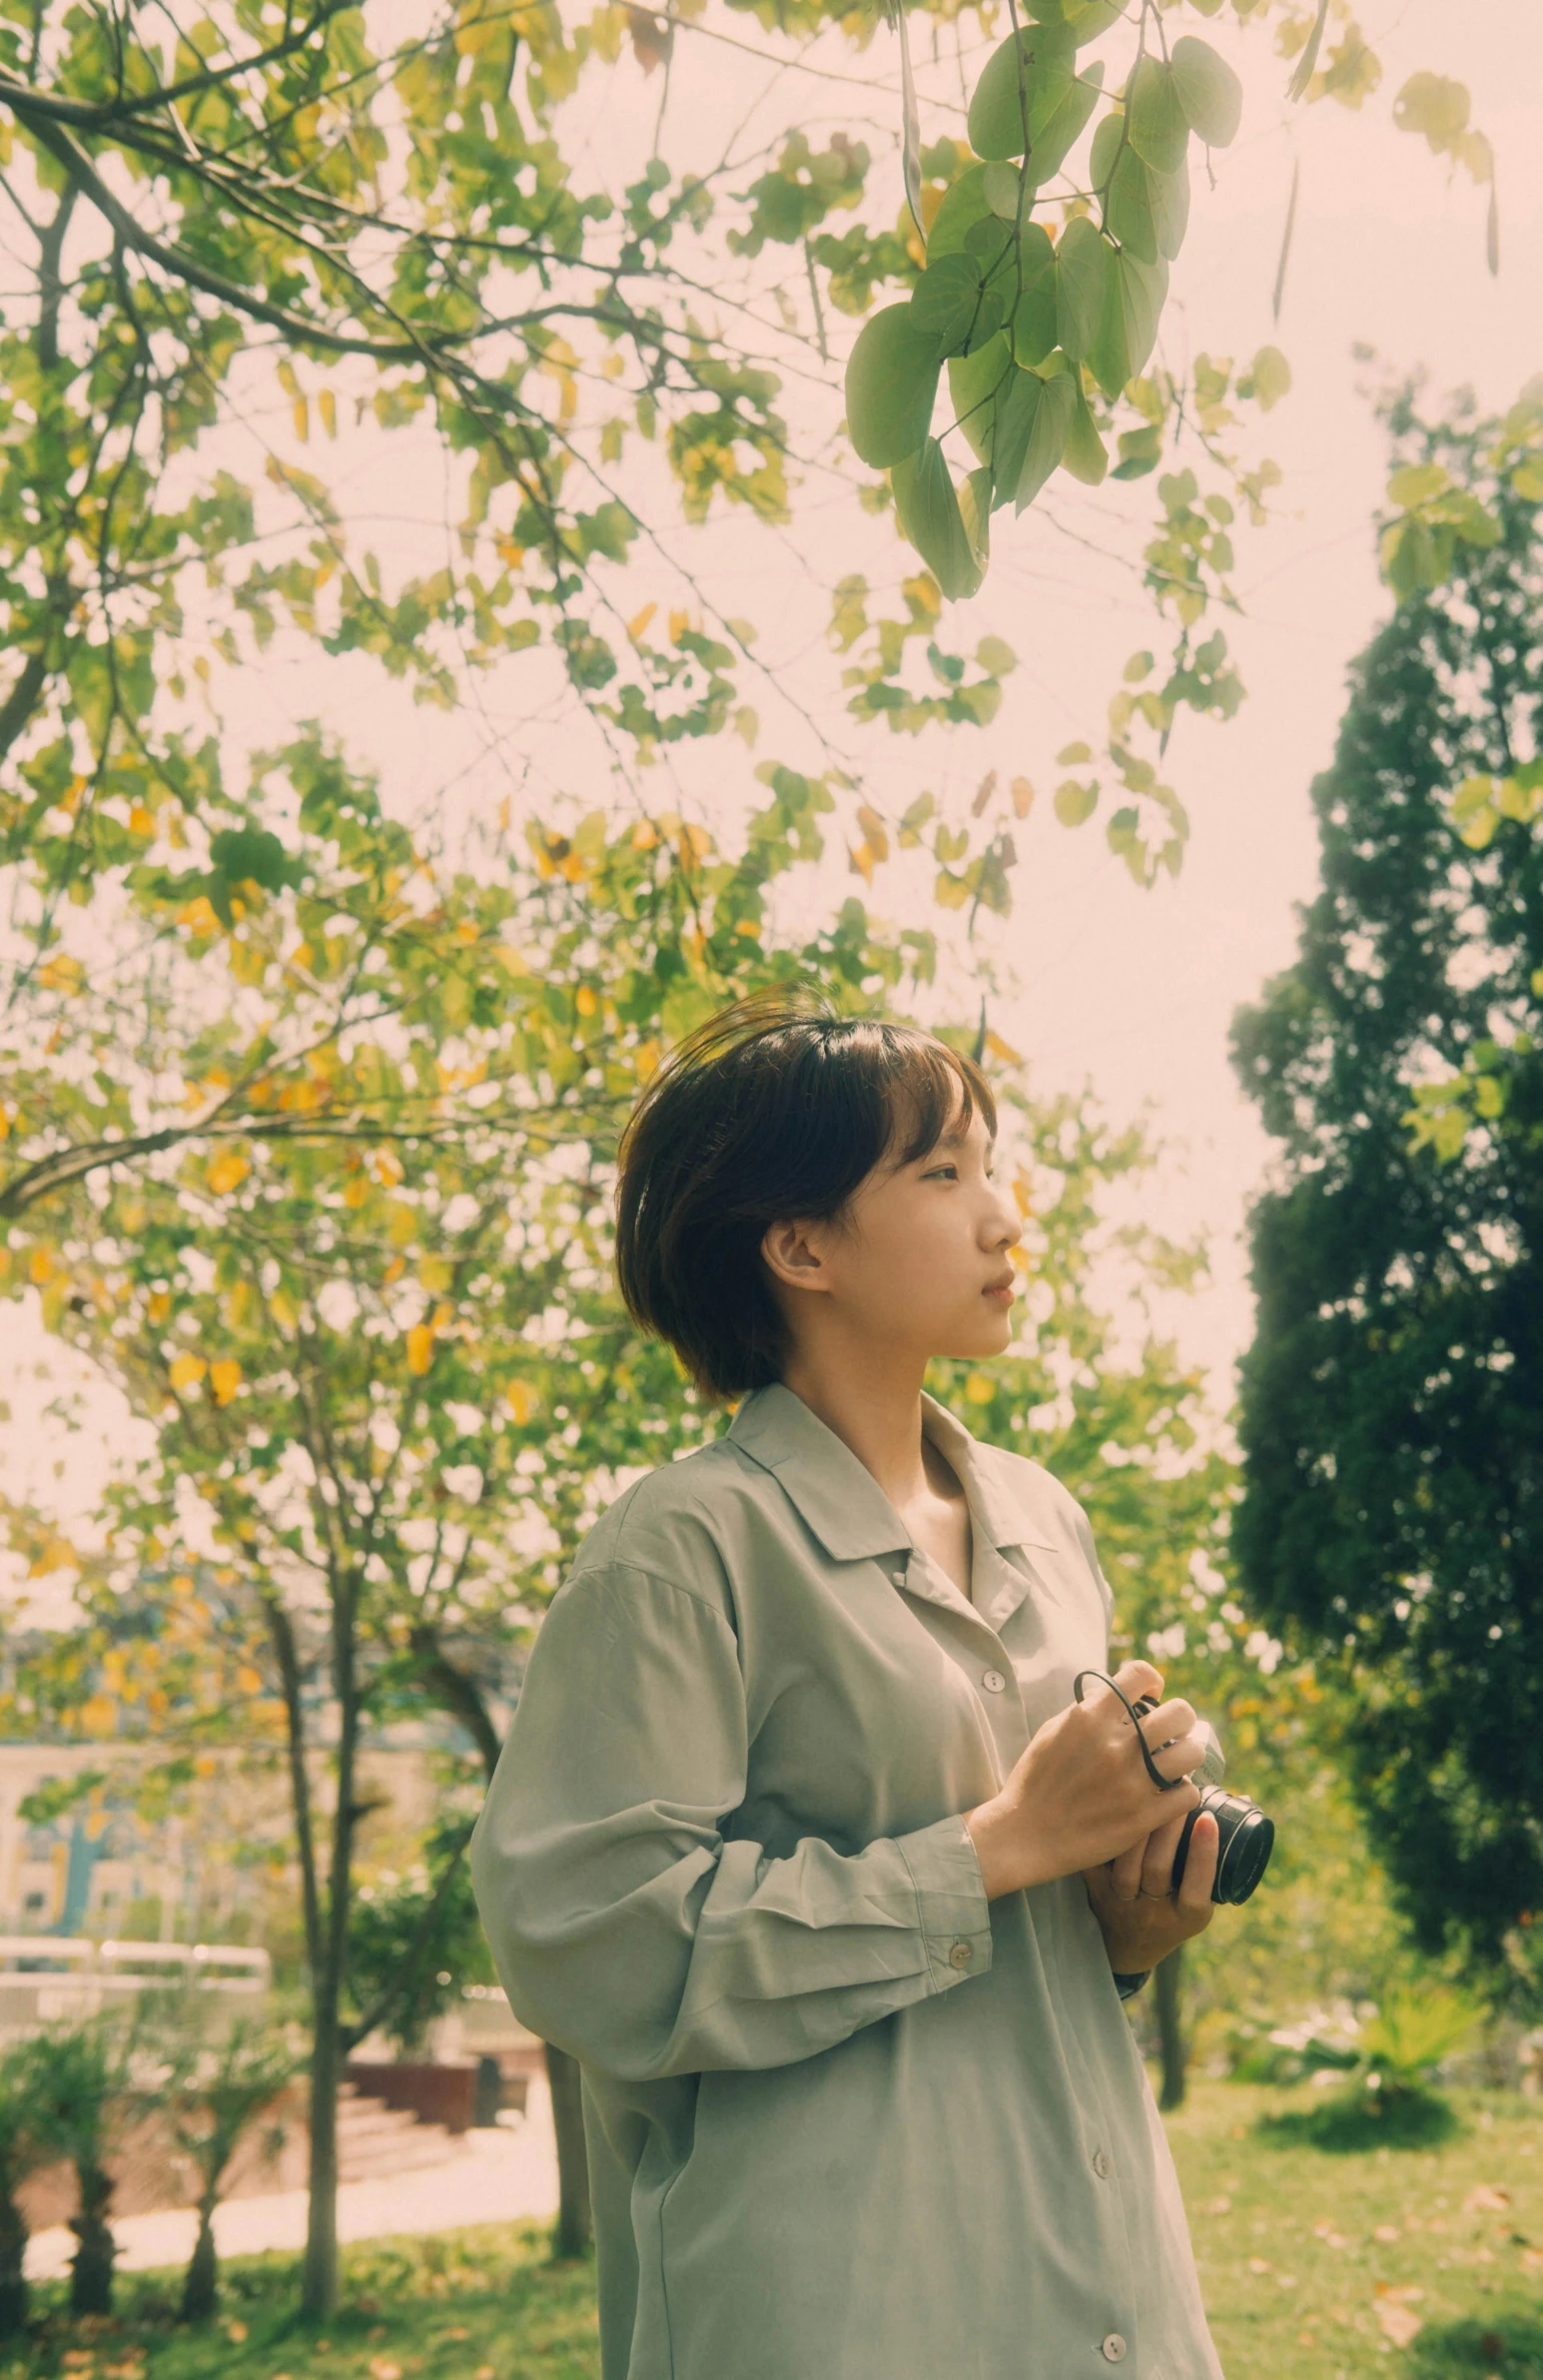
[470,1383,1223,2380]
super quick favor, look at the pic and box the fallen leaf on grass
[1313,2220,1350,2248]
[368,2362,401,2380]
[1248,2257,1271,2275]
[1521,2247,1543,2271]
[1201,2195,1231,2215]
[1465,2184,1511,2213]
[226,2322,249,2344]
[1374,2283,1425,2350]
[1373,2223,1401,2243]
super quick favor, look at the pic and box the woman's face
[763,1093,1024,1362]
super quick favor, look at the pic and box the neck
[777,1337,933,1512]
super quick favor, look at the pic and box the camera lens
[1171,1786,1275,1907]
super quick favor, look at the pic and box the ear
[760,1216,834,1298]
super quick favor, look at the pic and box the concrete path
[24,2077,560,2281]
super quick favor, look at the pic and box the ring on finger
[1137,1884,1172,1901]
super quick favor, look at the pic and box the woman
[470,995,1228,2380]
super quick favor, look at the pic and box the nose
[984,1179,1022,1250]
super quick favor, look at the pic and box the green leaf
[1055,217,1109,361]
[959,466,993,575]
[1002,368,1077,512]
[1026,0,1123,39]
[926,166,994,260]
[1112,423,1162,479]
[1060,376,1109,485]
[911,252,988,351]
[845,305,942,467]
[1106,146,1157,264]
[1170,35,1242,149]
[891,439,985,600]
[1055,776,1099,824]
[948,333,1013,465]
[968,23,1076,162]
[1127,58,1189,174]
[1011,224,1059,366]
[1088,249,1168,398]
[1025,60,1104,185]
[1242,343,1292,411]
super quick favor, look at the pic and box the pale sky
[4,1,1541,1547]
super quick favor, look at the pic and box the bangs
[877,1031,997,1167]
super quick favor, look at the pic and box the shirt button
[982,1668,1008,1693]
[1101,2336,1128,2364]
[1092,2149,1111,2179]
[947,1940,974,1969]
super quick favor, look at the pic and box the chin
[937,1312,1016,1362]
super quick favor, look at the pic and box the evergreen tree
[1231,386,1543,1979]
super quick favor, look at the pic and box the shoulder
[563,1433,780,1621]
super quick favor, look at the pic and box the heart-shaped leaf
[968,23,1076,161]
[1012,223,1059,366]
[1026,61,1105,187]
[911,252,987,350]
[948,332,1013,465]
[1061,374,1110,485]
[926,165,993,260]
[1088,248,1167,397]
[845,304,941,467]
[1127,57,1189,174]
[1170,34,1242,148]
[995,365,1077,512]
[892,438,984,600]
[1055,215,1109,360]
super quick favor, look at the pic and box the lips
[984,1274,1016,1298]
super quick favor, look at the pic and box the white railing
[0,1936,270,2017]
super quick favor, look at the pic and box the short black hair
[615,989,997,1400]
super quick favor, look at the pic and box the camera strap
[1072,1670,1189,1794]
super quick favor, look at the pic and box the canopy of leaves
[1230,386,1543,1981]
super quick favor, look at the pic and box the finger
[1108,1837,1147,1902]
[1175,1812,1219,1918]
[1139,1700,1205,1783]
[1111,1659,1164,1706]
[1139,1808,1187,1899]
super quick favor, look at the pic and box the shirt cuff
[895,1814,994,1994]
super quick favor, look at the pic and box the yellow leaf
[38,953,84,995]
[170,1353,207,1390]
[418,1255,453,1294]
[207,1150,250,1196]
[318,389,337,438]
[28,1246,55,1285]
[236,1665,264,1695]
[627,602,657,641]
[343,1174,371,1209]
[636,1038,662,1081]
[1011,776,1036,818]
[506,1380,534,1424]
[965,1374,996,1404]
[129,804,155,837]
[209,1359,242,1406]
[575,985,598,1017]
[406,1324,434,1375]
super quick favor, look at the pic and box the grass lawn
[4,2081,1541,2379]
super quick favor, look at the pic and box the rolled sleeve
[469,1561,991,2081]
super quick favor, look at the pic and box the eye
[922,1162,959,1181]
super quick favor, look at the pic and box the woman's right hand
[964,1663,1206,1901]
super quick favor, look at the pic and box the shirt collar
[725,1382,1055,1562]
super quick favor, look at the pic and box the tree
[1231,380,1543,1986]
[0,2034,58,2340]
[0,0,1502,964]
[137,1994,295,2324]
[29,2015,134,2316]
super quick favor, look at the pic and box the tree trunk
[68,2164,116,2316]
[180,2198,219,2323]
[0,2188,28,2339]
[1156,1947,1187,2112]
[545,2043,591,2259]
[302,1902,345,2317]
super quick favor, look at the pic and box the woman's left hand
[1082,1808,1220,1974]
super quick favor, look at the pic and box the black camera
[1131,1695,1275,1907]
